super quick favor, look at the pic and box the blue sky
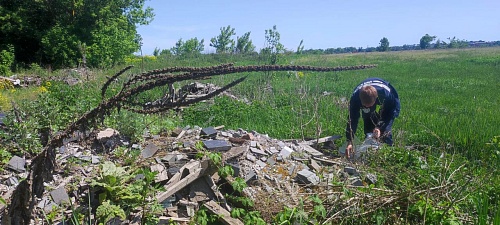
[136,0,500,55]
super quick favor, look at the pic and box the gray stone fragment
[268,147,279,154]
[203,140,231,151]
[250,141,257,147]
[7,156,26,172]
[201,127,217,138]
[309,159,322,172]
[280,146,294,159]
[228,162,240,177]
[132,144,141,149]
[220,131,231,137]
[141,143,159,158]
[266,157,276,166]
[365,173,377,185]
[244,170,257,184]
[246,154,257,162]
[351,178,364,187]
[80,155,91,162]
[256,160,267,169]
[91,155,100,164]
[171,127,183,137]
[295,169,320,185]
[6,176,19,186]
[250,147,268,156]
[344,167,358,176]
[58,146,66,154]
[50,187,70,205]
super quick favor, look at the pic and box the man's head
[359,85,377,107]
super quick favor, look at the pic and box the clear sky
[136,0,500,55]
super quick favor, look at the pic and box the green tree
[0,45,15,76]
[0,0,154,69]
[235,32,255,54]
[447,36,468,48]
[377,37,390,52]
[170,38,204,56]
[210,25,236,54]
[434,39,446,49]
[420,34,436,49]
[261,25,284,65]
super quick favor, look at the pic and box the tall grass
[176,48,500,160]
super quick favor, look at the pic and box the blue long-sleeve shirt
[345,78,400,142]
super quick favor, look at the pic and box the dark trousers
[362,111,394,146]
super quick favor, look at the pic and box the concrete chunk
[50,187,70,205]
[203,200,244,225]
[365,173,378,185]
[344,166,358,176]
[7,156,26,172]
[250,147,268,156]
[201,127,217,138]
[309,159,322,172]
[203,140,231,151]
[141,143,159,158]
[295,169,320,185]
[280,146,294,159]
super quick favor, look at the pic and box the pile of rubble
[1,124,380,224]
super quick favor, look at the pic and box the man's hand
[346,144,354,158]
[373,128,381,139]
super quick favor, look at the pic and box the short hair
[359,85,377,106]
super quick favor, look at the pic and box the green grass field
[1,47,499,224]
[175,48,500,160]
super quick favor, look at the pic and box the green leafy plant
[96,200,126,224]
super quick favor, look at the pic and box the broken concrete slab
[7,156,26,173]
[50,187,70,205]
[280,146,294,159]
[201,126,218,138]
[365,173,377,185]
[157,160,212,203]
[301,135,342,146]
[203,140,231,151]
[299,143,324,157]
[246,154,257,162]
[350,178,364,187]
[171,127,183,137]
[189,178,215,202]
[309,158,322,172]
[222,146,247,160]
[6,176,19,186]
[250,147,268,156]
[344,167,358,176]
[141,142,159,158]
[295,169,320,185]
[203,200,244,225]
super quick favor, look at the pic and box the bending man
[345,78,400,158]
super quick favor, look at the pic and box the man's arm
[378,93,397,131]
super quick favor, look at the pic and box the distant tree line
[1,2,500,75]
